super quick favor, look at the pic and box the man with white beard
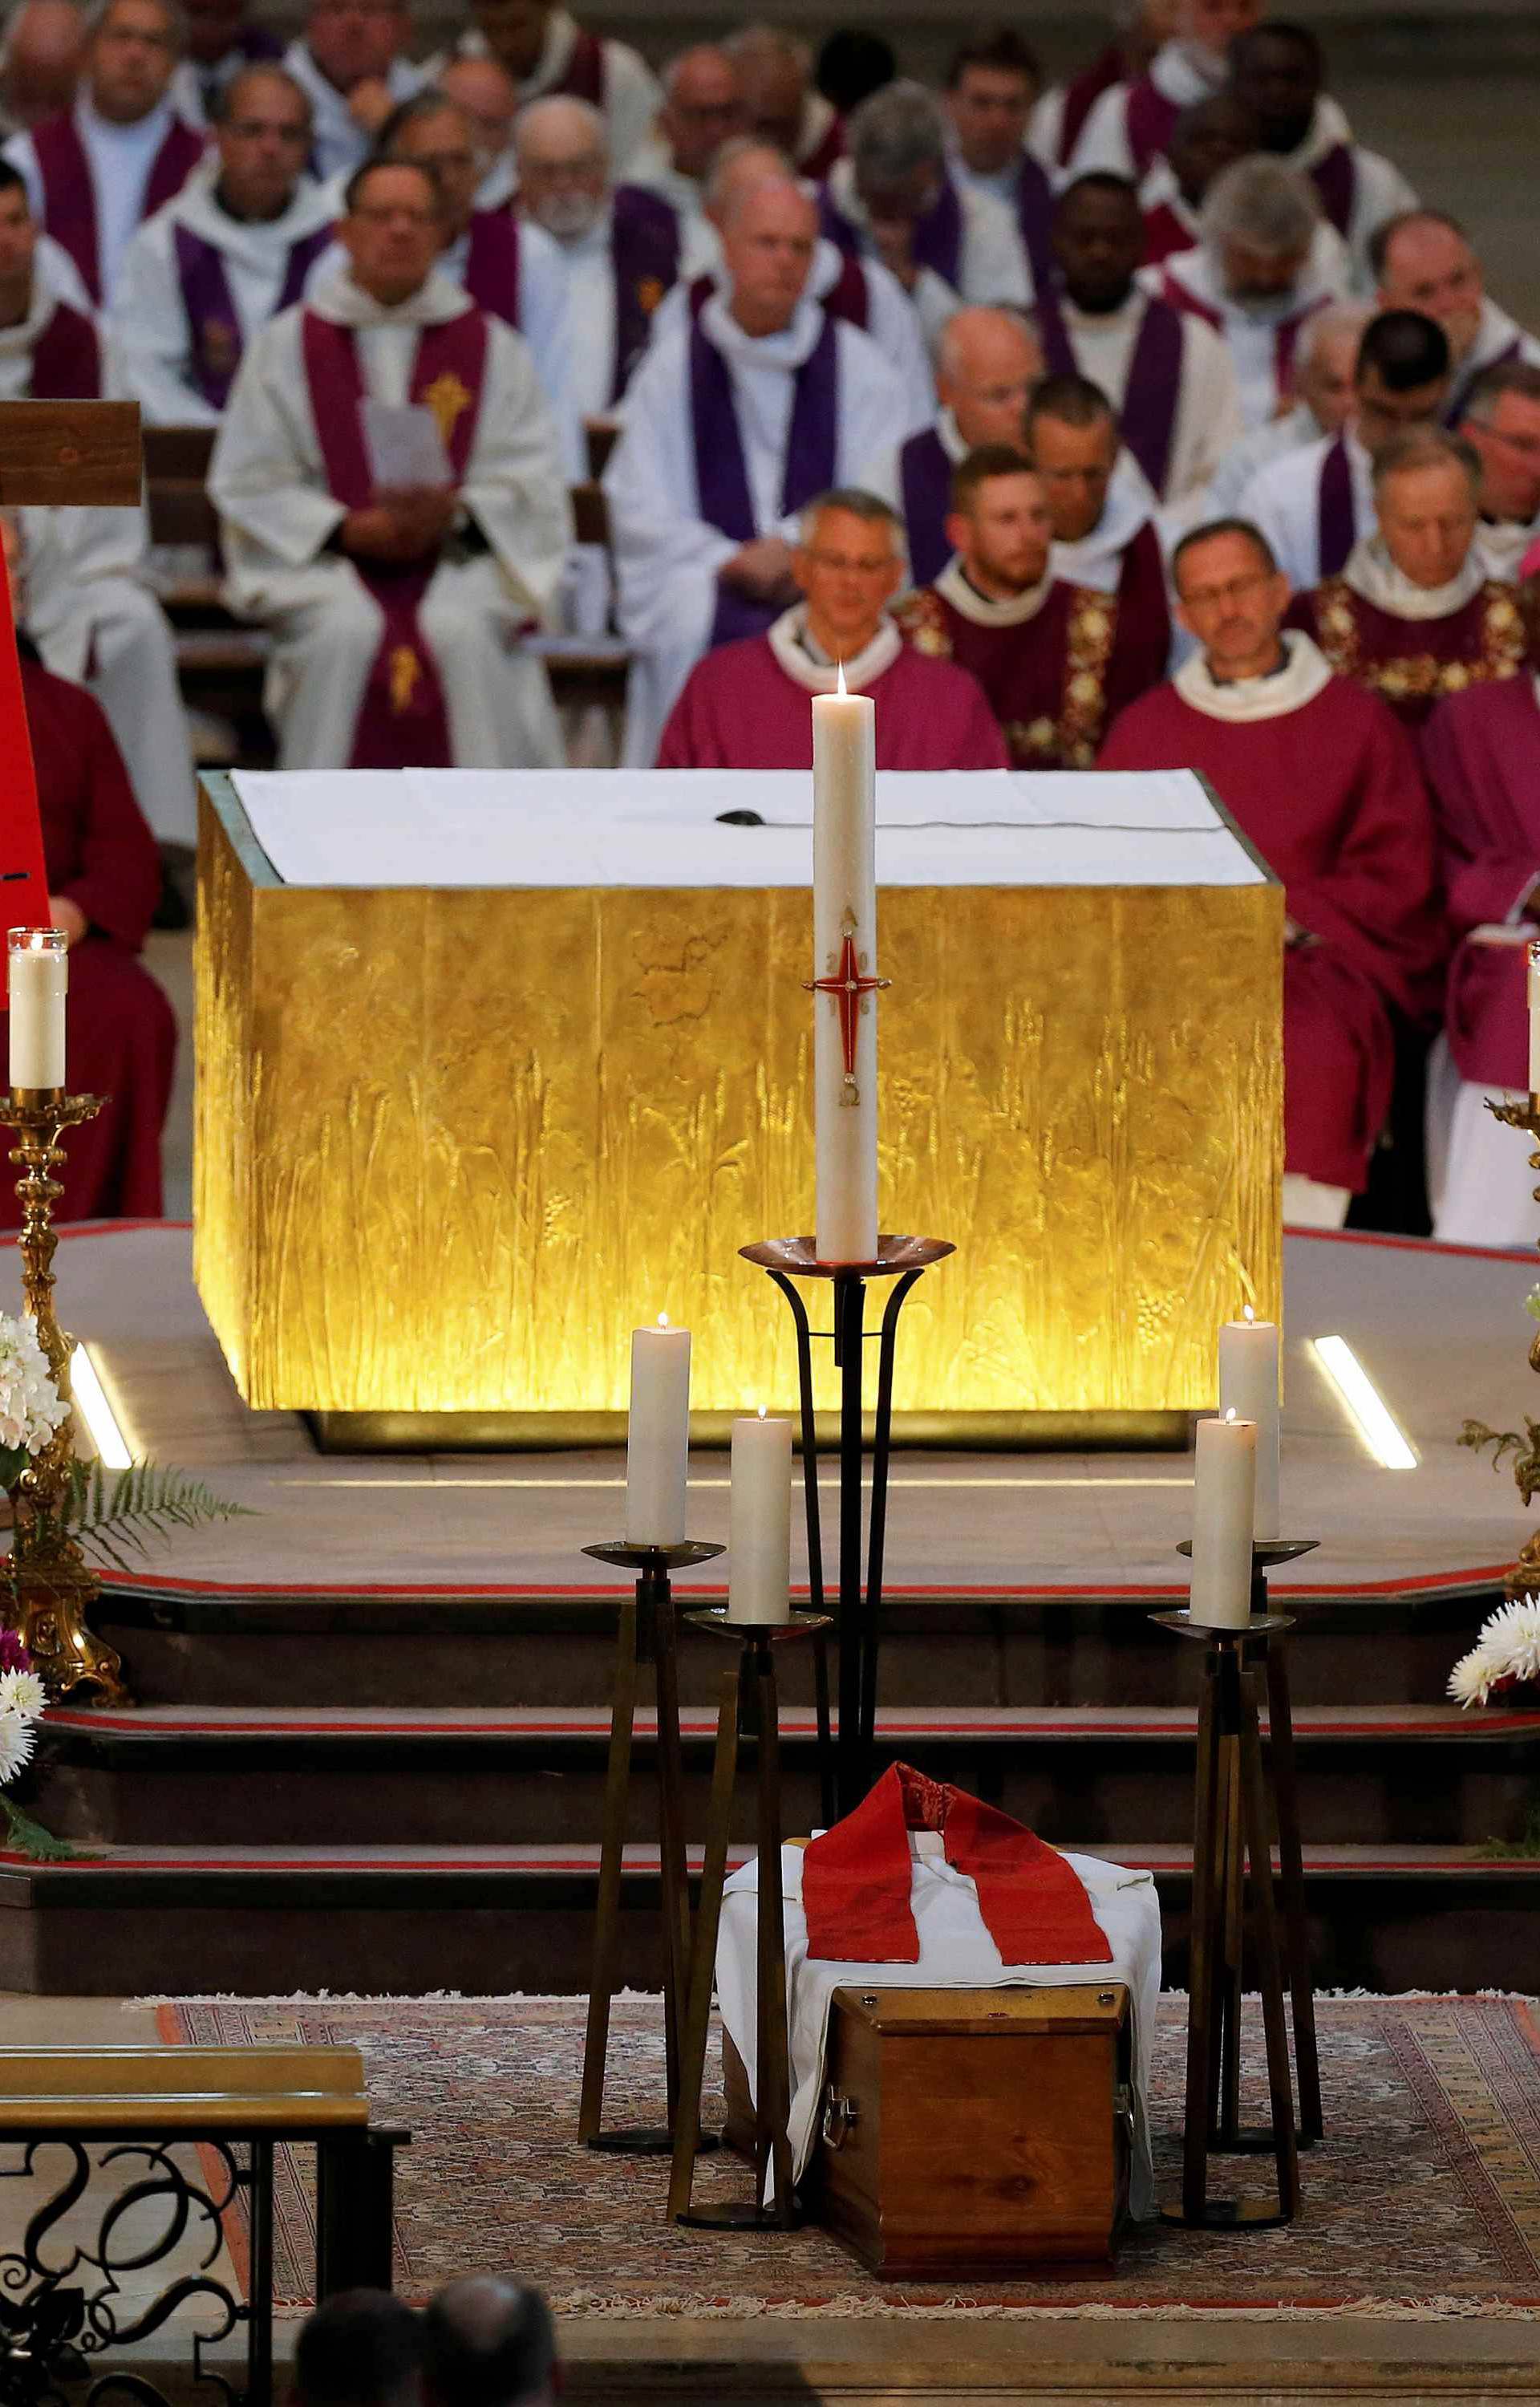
[604,173,910,766]
[1372,210,1540,432]
[1150,155,1347,430]
[1207,299,1368,514]
[650,136,933,435]
[210,157,569,770]
[1068,0,1261,182]
[112,64,334,422]
[513,95,680,421]
[0,159,196,846]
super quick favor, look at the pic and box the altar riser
[91,1589,1501,1711]
[1,1864,1534,1999]
[34,1732,1538,1855]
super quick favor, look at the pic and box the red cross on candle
[804,920,891,1088]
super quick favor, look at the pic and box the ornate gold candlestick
[1462,1091,1540,1597]
[0,1086,125,1702]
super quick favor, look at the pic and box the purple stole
[1161,267,1325,416]
[553,27,605,105]
[302,306,488,769]
[463,209,520,326]
[1316,435,1357,578]
[172,216,332,408]
[798,110,845,183]
[27,298,101,398]
[1308,144,1356,238]
[689,313,839,647]
[1447,335,1521,429]
[898,427,954,589]
[1036,286,1184,498]
[609,183,680,401]
[820,176,964,290]
[33,111,205,304]
[1057,44,1126,166]
[1125,78,1179,177]
[1011,152,1056,298]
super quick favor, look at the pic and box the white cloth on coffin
[717,1832,1161,2215]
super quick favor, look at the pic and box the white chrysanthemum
[0,1313,66,1458]
[0,1670,45,1720]
[0,1712,36,1783]
[1474,1597,1540,1685]
[1448,1646,1496,1708]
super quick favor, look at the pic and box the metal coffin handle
[821,2087,861,2149]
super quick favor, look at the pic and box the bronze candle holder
[0,1086,124,1703]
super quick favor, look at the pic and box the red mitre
[800,1762,1114,1967]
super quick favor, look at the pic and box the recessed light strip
[1309,1335,1417,1471]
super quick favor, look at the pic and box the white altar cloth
[717,1837,1162,2217]
[227,767,1267,894]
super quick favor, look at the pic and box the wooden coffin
[723,1983,1132,2278]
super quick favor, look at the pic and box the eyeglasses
[1178,569,1272,610]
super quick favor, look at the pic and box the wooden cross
[0,400,143,914]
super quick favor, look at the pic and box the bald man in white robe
[604,172,910,766]
[210,159,569,770]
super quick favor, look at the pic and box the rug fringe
[131,1987,1538,2008]
[541,2293,1540,2323]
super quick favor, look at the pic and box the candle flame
[1223,1406,1238,1423]
[836,659,847,697]
[757,1402,767,1420]
[1242,1303,1254,1324]
[657,1311,669,1329]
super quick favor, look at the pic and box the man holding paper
[210,155,569,769]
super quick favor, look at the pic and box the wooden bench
[0,2044,407,2400]
[143,426,630,767]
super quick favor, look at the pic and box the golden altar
[193,769,1283,1441]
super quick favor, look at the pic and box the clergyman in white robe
[111,160,338,425]
[604,288,911,767]
[209,260,569,770]
[0,280,197,845]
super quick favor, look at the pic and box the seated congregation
[6,0,1540,1250]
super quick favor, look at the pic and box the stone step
[2,1840,1534,1999]
[35,1703,1540,1851]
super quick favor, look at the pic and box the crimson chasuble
[1286,546,1524,729]
[896,561,1141,770]
[1422,676,1540,1092]
[0,651,172,1225]
[1100,635,1447,1191]
[655,608,1007,770]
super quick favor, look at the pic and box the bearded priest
[1286,428,1524,728]
[1100,517,1444,1227]
[657,489,1005,769]
[896,444,1150,769]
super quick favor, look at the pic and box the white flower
[0,1671,45,1720]
[0,1313,66,1459]
[1448,1646,1496,1708]
[0,1711,36,1783]
[1475,1596,1540,1686]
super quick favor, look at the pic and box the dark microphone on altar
[716,809,765,826]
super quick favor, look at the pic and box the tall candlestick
[1189,1411,1256,1630]
[727,1407,792,1624]
[624,1313,691,1544]
[811,667,879,1264]
[1218,1306,1280,1540]
[7,928,66,1091]
[1528,939,1540,1098]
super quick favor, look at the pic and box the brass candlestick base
[0,1086,125,1703]
[1462,1096,1540,1597]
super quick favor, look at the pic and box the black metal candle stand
[740,1235,954,1820]
[667,1605,832,2231]
[577,1538,724,2156]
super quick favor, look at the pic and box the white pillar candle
[1528,940,1540,1097]
[727,1407,792,1624]
[1189,1411,1256,1630]
[1218,1306,1280,1541]
[623,1313,691,1545]
[7,927,66,1091]
[811,669,879,1264]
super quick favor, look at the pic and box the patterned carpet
[157,1994,1540,2320]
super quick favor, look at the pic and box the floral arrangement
[0,1313,69,1486]
[1448,1597,1540,1708]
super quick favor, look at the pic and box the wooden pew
[0,2043,407,2399]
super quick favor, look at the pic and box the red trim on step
[43,1706,1540,1741]
[8,1847,1538,1877]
